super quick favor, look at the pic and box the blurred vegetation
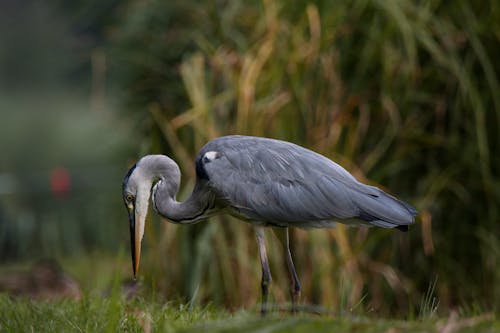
[0,1,134,259]
[1,0,499,318]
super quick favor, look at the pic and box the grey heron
[122,135,416,314]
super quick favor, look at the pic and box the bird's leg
[255,226,272,316]
[272,227,301,314]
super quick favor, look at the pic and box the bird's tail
[355,189,417,231]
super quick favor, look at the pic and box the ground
[0,295,497,333]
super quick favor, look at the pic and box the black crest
[122,163,137,192]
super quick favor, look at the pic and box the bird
[122,135,417,314]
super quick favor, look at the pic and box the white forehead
[124,168,145,192]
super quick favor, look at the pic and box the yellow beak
[128,204,145,279]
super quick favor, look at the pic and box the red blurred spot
[50,167,71,197]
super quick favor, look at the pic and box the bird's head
[122,155,180,279]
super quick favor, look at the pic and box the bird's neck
[152,180,214,224]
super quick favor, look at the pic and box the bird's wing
[195,136,415,228]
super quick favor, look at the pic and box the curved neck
[153,179,214,224]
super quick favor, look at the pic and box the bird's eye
[126,194,134,202]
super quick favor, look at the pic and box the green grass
[0,295,496,333]
[0,295,224,332]
[0,255,496,332]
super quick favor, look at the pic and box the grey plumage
[198,135,416,229]
[122,135,417,314]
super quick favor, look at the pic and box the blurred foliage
[0,1,134,260]
[0,92,133,259]
[1,0,499,317]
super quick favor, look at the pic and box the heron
[122,135,416,314]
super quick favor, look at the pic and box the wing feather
[197,136,416,228]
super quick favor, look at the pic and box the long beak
[128,205,145,279]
